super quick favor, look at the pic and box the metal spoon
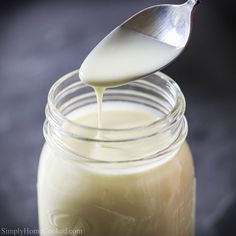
[80,0,200,87]
[123,0,199,48]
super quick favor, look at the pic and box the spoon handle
[187,0,200,6]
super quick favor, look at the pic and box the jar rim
[47,69,185,133]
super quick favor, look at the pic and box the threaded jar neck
[44,70,188,164]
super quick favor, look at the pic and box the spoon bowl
[80,0,199,87]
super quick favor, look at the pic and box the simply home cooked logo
[0,227,84,235]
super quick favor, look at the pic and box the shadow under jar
[37,70,196,236]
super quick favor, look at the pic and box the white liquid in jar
[38,103,195,236]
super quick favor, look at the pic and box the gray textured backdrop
[0,0,235,235]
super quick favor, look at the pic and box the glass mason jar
[37,70,195,236]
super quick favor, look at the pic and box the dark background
[0,0,235,235]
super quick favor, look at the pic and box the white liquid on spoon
[79,27,183,88]
[79,27,183,127]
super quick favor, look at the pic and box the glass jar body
[37,71,195,236]
[38,141,195,236]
